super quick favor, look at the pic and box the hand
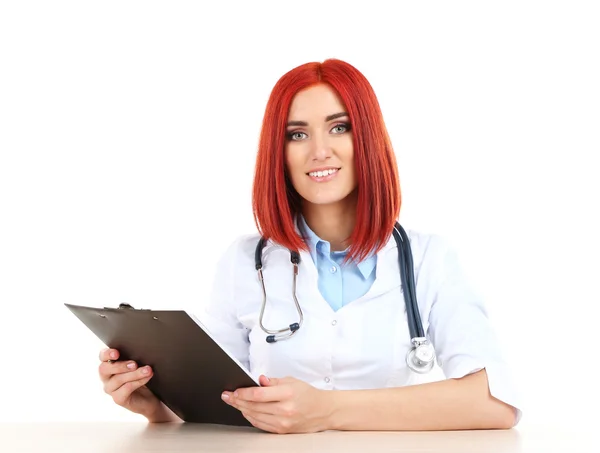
[98,348,164,421]
[221,375,334,434]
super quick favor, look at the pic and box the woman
[98,59,521,433]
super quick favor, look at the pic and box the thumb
[258,375,279,386]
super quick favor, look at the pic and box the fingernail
[221,393,229,400]
[141,367,149,374]
[126,362,136,370]
[110,351,117,359]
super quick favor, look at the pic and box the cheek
[284,150,304,179]
[341,142,356,182]
[342,137,354,159]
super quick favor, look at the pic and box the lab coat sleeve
[426,236,523,425]
[200,236,251,371]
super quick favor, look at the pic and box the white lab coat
[201,227,522,425]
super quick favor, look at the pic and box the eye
[331,123,351,134]
[287,131,307,141]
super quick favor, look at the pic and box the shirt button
[324,377,330,383]
[330,266,337,273]
[331,320,337,326]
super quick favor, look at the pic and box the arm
[328,368,517,431]
[224,369,516,433]
[225,235,521,433]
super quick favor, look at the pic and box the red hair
[252,59,401,263]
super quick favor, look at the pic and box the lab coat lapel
[358,233,404,302]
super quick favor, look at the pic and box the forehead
[287,84,346,120]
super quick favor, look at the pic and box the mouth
[306,167,341,182]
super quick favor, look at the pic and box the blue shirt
[298,216,377,311]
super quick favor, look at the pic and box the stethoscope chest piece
[406,340,436,374]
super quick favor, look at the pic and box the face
[284,84,357,209]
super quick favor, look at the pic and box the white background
[0,0,598,430]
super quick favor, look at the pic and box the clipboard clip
[117,303,150,311]
[102,303,147,310]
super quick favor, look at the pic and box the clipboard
[65,302,258,427]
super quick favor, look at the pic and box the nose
[309,130,332,161]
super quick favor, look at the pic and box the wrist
[142,400,164,422]
[322,389,344,431]
[144,401,179,423]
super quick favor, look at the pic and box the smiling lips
[307,167,340,182]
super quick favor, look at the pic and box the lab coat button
[331,320,337,326]
[324,377,330,383]
[330,266,337,273]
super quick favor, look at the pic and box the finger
[99,348,119,362]
[98,359,139,383]
[104,365,152,394]
[110,374,153,407]
[224,395,283,416]
[230,385,292,403]
[259,375,297,386]
[258,375,276,386]
[104,365,153,394]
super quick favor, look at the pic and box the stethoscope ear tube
[255,237,268,270]
[256,238,304,343]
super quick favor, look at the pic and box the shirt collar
[297,215,377,279]
[297,214,320,265]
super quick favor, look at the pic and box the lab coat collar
[293,214,397,279]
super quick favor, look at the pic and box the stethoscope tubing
[391,222,425,339]
[254,222,435,372]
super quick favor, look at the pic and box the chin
[306,198,346,206]
[301,190,356,206]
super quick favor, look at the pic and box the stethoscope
[254,222,436,374]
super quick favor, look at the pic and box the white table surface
[0,421,594,453]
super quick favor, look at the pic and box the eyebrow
[286,111,349,127]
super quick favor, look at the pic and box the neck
[301,192,357,251]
